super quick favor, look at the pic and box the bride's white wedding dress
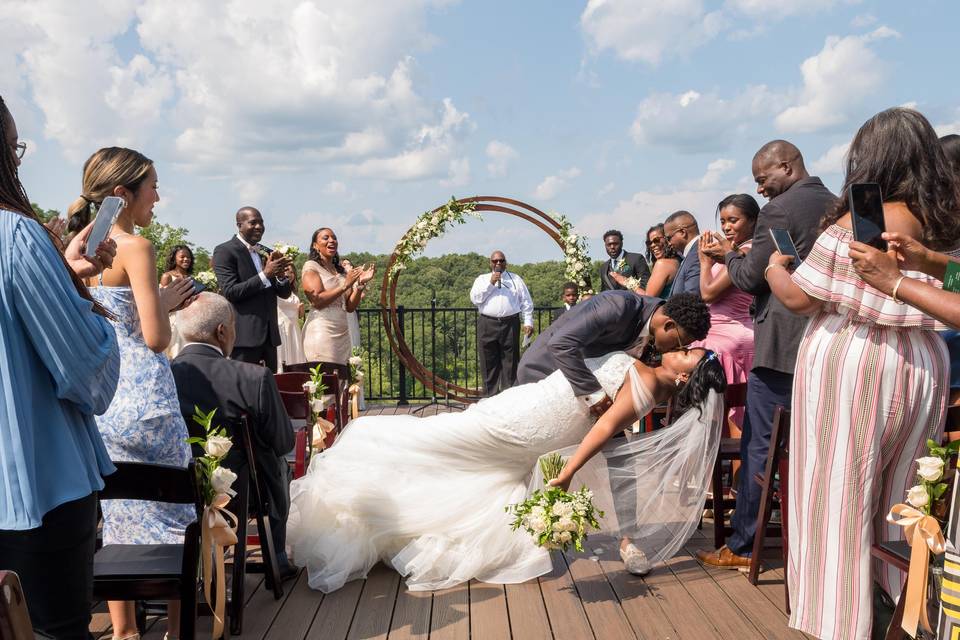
[287,352,723,593]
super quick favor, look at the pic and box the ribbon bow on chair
[887,503,947,637]
[348,383,361,421]
[201,493,239,639]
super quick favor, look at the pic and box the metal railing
[356,304,560,403]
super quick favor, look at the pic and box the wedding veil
[531,388,725,566]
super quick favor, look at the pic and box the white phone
[85,196,124,258]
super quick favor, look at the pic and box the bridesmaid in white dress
[277,264,306,371]
[159,244,194,359]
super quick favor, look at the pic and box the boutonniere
[616,257,630,274]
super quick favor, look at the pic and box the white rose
[431,214,441,225]
[355,371,365,382]
[916,456,944,482]
[551,502,574,518]
[349,355,363,366]
[557,517,576,532]
[303,381,317,394]
[906,485,929,509]
[530,505,547,518]
[311,398,327,412]
[568,234,577,241]
[574,262,584,271]
[527,516,548,533]
[211,466,238,496]
[204,435,232,458]
[559,530,573,543]
[416,220,428,229]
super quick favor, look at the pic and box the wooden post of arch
[379,197,566,403]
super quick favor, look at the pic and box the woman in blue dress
[77,147,197,640]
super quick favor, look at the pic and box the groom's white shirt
[578,315,652,409]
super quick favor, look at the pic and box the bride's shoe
[619,543,651,576]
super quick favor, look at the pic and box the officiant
[469,251,534,396]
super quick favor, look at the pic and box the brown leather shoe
[696,545,751,571]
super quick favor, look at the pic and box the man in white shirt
[469,251,534,396]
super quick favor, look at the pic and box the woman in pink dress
[695,193,759,428]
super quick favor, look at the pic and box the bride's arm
[549,377,646,491]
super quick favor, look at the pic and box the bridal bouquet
[273,242,300,259]
[194,269,219,292]
[505,454,603,552]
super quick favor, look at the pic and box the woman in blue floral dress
[78,147,197,640]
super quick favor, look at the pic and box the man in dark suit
[213,206,293,372]
[662,210,702,297]
[169,293,296,578]
[600,230,651,291]
[551,281,579,323]
[518,291,711,417]
[697,139,836,569]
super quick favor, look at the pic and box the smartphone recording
[848,183,885,249]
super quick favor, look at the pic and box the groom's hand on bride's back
[589,394,612,417]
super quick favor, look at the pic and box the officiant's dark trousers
[477,313,520,396]
[726,368,794,556]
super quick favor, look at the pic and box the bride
[287,346,726,593]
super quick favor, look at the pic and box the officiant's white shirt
[470,271,534,327]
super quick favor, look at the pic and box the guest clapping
[161,244,195,359]
[764,108,960,640]
[0,96,120,640]
[301,228,374,375]
[641,224,680,297]
[213,207,293,372]
[695,194,759,426]
[84,147,197,639]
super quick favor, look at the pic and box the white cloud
[323,181,348,196]
[4,0,471,181]
[851,13,878,28]
[689,158,736,189]
[580,0,850,66]
[811,142,850,175]
[534,167,582,201]
[580,0,726,66]
[775,27,900,133]
[598,182,615,197]
[935,110,960,137]
[630,86,787,152]
[234,177,268,205]
[485,140,518,178]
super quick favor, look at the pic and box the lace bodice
[469,351,638,455]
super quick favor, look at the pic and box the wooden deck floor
[92,404,813,640]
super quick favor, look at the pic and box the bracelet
[891,275,906,304]
[764,263,785,279]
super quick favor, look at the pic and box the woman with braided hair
[0,96,121,638]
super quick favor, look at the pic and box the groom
[518,291,711,416]
[517,290,711,575]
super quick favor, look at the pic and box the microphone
[494,264,503,288]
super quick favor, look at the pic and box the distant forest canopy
[33,205,606,309]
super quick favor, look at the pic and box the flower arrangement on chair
[348,346,367,420]
[187,407,239,640]
[303,364,336,451]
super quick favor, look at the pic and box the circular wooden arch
[379,196,565,402]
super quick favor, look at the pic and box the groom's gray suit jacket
[517,291,663,397]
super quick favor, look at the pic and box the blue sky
[3,0,958,262]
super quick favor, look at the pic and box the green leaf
[934,483,950,499]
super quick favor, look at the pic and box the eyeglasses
[672,326,686,352]
[490,259,506,263]
[10,142,26,160]
[666,224,693,240]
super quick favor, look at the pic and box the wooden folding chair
[273,372,313,478]
[708,382,748,548]
[93,462,203,640]
[0,571,34,640]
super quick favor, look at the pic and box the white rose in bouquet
[311,398,327,412]
[211,466,238,497]
[551,501,574,518]
[527,515,548,534]
[906,485,929,509]
[916,456,944,482]
[558,530,573,544]
[557,517,576,532]
[272,242,300,259]
[204,435,232,458]
[303,381,317,394]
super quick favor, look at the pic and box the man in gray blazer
[697,140,836,569]
[663,210,702,297]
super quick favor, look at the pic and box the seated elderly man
[169,292,296,579]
